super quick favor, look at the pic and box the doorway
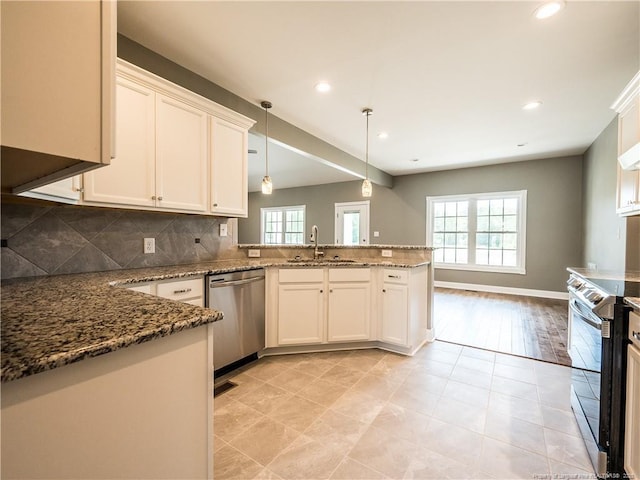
[334,201,370,245]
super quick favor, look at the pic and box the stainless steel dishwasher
[206,269,265,377]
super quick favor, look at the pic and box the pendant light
[361,107,373,197]
[261,101,273,194]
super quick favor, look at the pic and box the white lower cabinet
[625,311,640,478]
[380,281,409,346]
[126,276,204,308]
[277,269,325,345]
[266,265,427,354]
[278,283,325,345]
[327,268,372,342]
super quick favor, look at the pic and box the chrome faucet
[311,225,324,260]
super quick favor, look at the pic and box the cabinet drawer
[382,269,408,284]
[329,268,370,282]
[156,277,204,300]
[279,268,323,283]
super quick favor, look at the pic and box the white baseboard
[434,281,569,300]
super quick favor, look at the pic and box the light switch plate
[219,223,228,237]
[381,249,392,257]
[248,249,260,258]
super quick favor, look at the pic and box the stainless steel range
[567,269,636,478]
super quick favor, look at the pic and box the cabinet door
[617,165,640,215]
[380,283,408,346]
[328,283,371,342]
[210,117,248,217]
[278,284,324,345]
[21,176,81,204]
[625,344,640,478]
[84,77,156,207]
[1,0,111,164]
[155,95,208,213]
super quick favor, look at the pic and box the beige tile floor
[214,341,595,480]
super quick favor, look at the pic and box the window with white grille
[261,205,306,245]
[426,191,527,274]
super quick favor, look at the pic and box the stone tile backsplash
[1,200,240,280]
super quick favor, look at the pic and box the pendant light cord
[261,101,272,177]
[365,111,369,180]
[362,108,372,180]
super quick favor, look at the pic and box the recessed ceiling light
[314,82,331,93]
[534,1,564,19]
[523,101,542,110]
[410,158,420,163]
[517,143,528,147]
[377,132,389,139]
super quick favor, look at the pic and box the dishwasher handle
[209,276,264,288]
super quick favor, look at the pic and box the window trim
[260,205,306,245]
[426,190,527,275]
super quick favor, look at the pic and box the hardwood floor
[434,288,572,366]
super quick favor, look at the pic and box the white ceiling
[118,1,639,189]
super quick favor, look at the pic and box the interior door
[335,201,370,245]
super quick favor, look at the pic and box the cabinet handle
[320,289,323,293]
[633,331,640,341]
[387,275,401,279]
[383,289,386,293]
[152,195,156,200]
[75,187,85,193]
[213,203,218,207]
[174,288,192,294]
[330,289,333,293]
[158,196,163,201]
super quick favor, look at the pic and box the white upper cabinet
[1,0,116,193]
[84,76,156,207]
[83,59,255,216]
[155,95,208,212]
[612,71,640,216]
[210,117,249,217]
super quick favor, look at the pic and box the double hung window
[426,191,527,274]
[261,205,305,245]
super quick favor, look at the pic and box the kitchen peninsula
[1,245,432,479]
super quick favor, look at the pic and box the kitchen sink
[286,257,356,263]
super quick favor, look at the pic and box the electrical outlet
[587,262,597,270]
[381,249,392,257]
[144,238,155,254]
[248,249,260,258]
[219,223,228,237]
[373,231,380,238]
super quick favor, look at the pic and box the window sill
[434,263,526,275]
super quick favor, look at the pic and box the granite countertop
[567,267,640,283]
[1,257,430,383]
[626,297,640,310]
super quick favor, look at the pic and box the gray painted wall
[582,118,629,271]
[239,156,584,292]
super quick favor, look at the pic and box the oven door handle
[569,299,602,330]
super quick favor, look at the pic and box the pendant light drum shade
[261,101,273,194]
